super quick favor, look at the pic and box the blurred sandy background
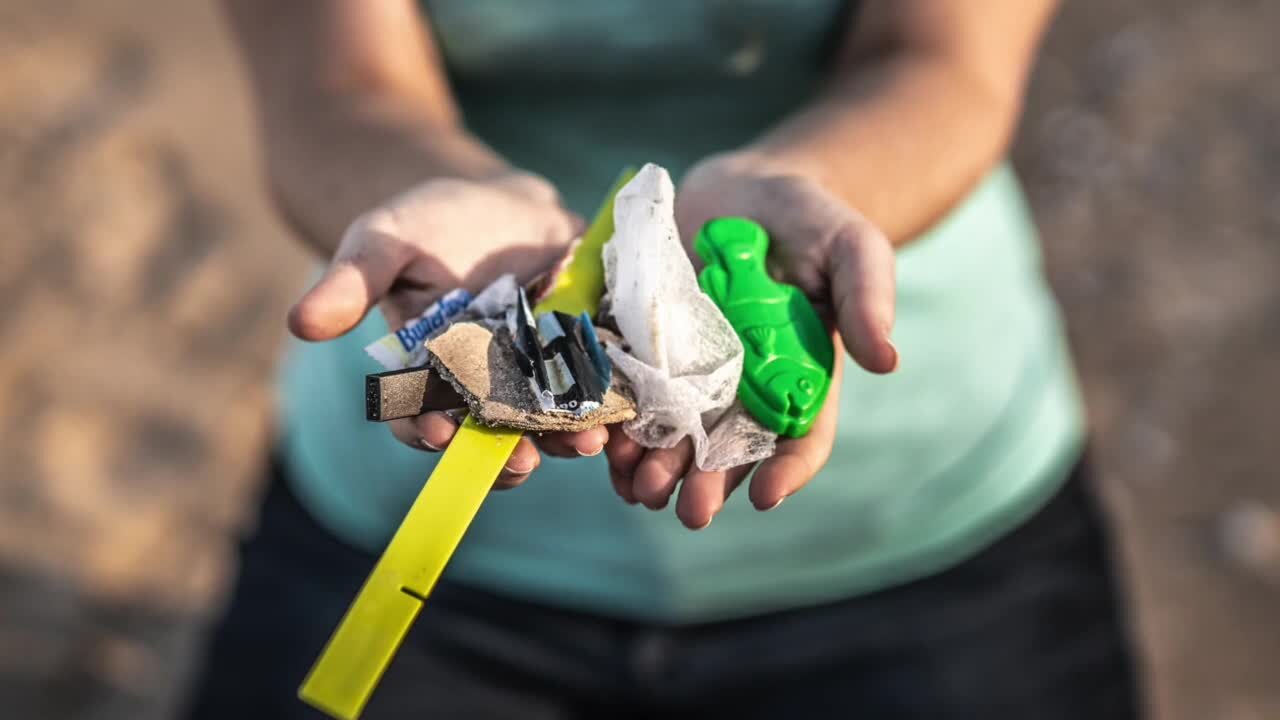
[1,0,1277,718]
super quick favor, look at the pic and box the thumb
[829,217,898,374]
[288,213,412,341]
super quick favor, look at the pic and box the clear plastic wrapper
[364,275,521,372]
[603,164,776,470]
[364,288,473,371]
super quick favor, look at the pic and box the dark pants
[186,457,1142,719]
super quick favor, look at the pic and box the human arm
[221,0,608,484]
[729,0,1060,245]
[610,0,1060,527]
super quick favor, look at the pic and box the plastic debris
[425,321,635,432]
[602,164,777,470]
[507,287,612,416]
[460,274,521,325]
[695,217,834,438]
[365,288,473,370]
[364,274,527,373]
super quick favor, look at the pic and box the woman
[191,1,1141,717]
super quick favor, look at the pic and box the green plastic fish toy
[695,217,835,438]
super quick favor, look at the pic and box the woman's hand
[605,150,898,528]
[289,171,610,489]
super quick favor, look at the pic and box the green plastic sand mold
[695,217,835,438]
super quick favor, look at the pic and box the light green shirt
[277,0,1085,623]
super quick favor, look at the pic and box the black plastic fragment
[364,366,465,422]
[506,288,612,416]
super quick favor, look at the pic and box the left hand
[288,171,607,489]
[604,150,899,529]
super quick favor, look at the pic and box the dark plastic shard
[364,365,465,421]
[536,312,574,401]
[508,285,555,410]
[577,311,612,389]
[548,311,607,414]
[505,288,611,416]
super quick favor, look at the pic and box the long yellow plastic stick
[298,168,635,720]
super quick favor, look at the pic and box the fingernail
[577,445,604,457]
[761,496,786,511]
[504,460,535,474]
[692,517,712,531]
[419,437,442,452]
[886,339,900,371]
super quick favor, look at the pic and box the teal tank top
[277,0,1086,623]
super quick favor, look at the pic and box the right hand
[605,151,898,528]
[288,171,611,489]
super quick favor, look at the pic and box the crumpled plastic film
[705,400,781,469]
[461,273,520,325]
[365,288,473,371]
[603,164,776,470]
[364,275,519,372]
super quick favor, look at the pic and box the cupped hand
[289,171,609,488]
[606,150,899,527]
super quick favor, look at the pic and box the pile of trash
[364,164,776,471]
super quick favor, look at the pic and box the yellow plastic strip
[298,415,520,720]
[534,167,636,317]
[298,167,635,720]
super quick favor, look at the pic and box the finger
[289,213,412,341]
[633,437,696,510]
[676,463,755,530]
[494,436,541,490]
[387,411,461,452]
[605,426,645,504]
[609,467,636,505]
[534,426,609,458]
[829,217,898,374]
[750,359,844,508]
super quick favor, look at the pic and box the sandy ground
[0,1,1277,718]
